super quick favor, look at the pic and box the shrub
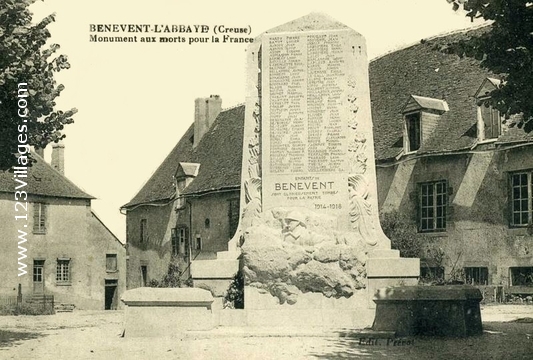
[224,270,244,309]
[149,258,190,288]
[380,210,423,258]
[0,302,54,316]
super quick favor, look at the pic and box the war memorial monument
[234,13,419,327]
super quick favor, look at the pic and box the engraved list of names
[264,32,347,175]
[262,30,350,224]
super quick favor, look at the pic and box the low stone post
[121,288,215,337]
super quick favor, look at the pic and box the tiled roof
[181,106,245,195]
[122,105,245,208]
[370,26,533,161]
[0,153,93,199]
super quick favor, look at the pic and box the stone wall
[188,191,240,255]
[125,202,175,289]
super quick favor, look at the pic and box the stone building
[123,27,533,293]
[0,145,126,309]
[372,27,533,294]
[121,96,243,292]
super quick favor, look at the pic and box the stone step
[216,250,241,260]
[191,259,239,279]
[26,295,54,304]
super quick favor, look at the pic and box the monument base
[243,286,375,328]
[366,249,420,308]
[190,252,240,296]
[372,285,483,337]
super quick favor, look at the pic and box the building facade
[371,28,533,292]
[121,97,243,291]
[0,145,126,309]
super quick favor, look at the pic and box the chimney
[51,143,65,174]
[193,95,222,148]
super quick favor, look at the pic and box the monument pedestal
[191,251,240,297]
[366,249,420,308]
[244,286,375,328]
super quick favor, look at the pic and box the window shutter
[184,227,190,257]
[33,203,46,232]
[33,204,39,231]
[42,204,47,231]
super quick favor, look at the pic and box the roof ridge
[91,210,124,245]
[221,102,245,112]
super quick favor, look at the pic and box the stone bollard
[372,285,483,337]
[121,287,215,337]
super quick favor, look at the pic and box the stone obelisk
[236,13,419,327]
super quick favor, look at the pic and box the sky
[29,0,484,242]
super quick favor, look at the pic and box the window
[475,78,503,141]
[140,265,148,287]
[33,260,44,283]
[419,180,447,232]
[179,227,187,244]
[56,258,71,283]
[510,267,533,286]
[228,199,240,238]
[480,102,501,140]
[33,203,46,233]
[406,112,421,152]
[106,254,117,272]
[195,236,202,250]
[510,171,533,226]
[171,228,178,255]
[171,227,188,255]
[140,219,147,243]
[420,266,444,281]
[464,267,488,285]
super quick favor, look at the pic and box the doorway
[104,279,118,310]
[33,260,45,293]
[140,266,148,287]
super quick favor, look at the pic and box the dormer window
[406,112,421,152]
[174,162,200,210]
[475,77,503,141]
[401,95,449,154]
[480,103,501,140]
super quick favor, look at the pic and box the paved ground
[0,305,532,359]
